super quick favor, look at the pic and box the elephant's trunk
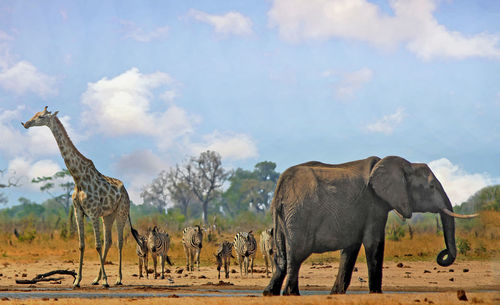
[436,195,457,267]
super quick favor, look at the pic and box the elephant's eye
[430,184,435,189]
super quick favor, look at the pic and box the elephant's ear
[369,156,413,218]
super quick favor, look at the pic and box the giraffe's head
[21,106,59,129]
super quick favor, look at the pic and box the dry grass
[0,292,498,305]
[0,211,498,267]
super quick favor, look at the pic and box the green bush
[387,224,405,241]
[18,229,36,243]
[457,237,471,255]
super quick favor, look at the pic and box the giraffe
[22,106,141,287]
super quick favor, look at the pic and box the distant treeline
[0,151,498,239]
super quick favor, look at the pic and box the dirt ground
[0,259,498,293]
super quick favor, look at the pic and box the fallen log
[16,270,76,284]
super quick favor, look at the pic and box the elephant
[263,156,477,296]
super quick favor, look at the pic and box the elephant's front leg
[363,215,387,294]
[364,238,385,293]
[331,243,361,294]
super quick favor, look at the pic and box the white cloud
[80,68,259,200]
[113,150,170,204]
[321,69,336,78]
[366,108,405,135]
[0,31,57,97]
[0,31,15,70]
[120,20,169,42]
[335,68,373,99]
[268,0,500,60]
[429,158,496,205]
[190,131,258,161]
[5,157,64,192]
[188,9,254,36]
[0,61,57,98]
[81,68,196,148]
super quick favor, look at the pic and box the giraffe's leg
[92,214,114,285]
[73,206,85,288]
[114,215,126,285]
[91,217,109,288]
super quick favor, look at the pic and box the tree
[179,151,229,225]
[165,167,197,220]
[220,161,280,216]
[140,171,169,213]
[0,169,23,205]
[457,185,500,213]
[253,161,280,183]
[32,169,75,236]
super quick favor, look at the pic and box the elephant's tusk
[393,209,405,220]
[442,208,478,219]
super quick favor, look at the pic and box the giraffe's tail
[128,214,141,246]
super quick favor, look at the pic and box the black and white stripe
[260,228,274,277]
[182,225,203,271]
[136,234,149,278]
[215,241,233,279]
[147,226,172,279]
[233,231,257,278]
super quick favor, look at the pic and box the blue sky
[0,0,499,206]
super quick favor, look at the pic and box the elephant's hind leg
[331,243,361,294]
[282,253,305,296]
[263,252,286,296]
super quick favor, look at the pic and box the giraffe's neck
[48,117,94,184]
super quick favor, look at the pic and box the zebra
[136,233,149,278]
[214,241,234,279]
[260,228,274,277]
[182,225,203,271]
[147,226,173,279]
[233,231,257,278]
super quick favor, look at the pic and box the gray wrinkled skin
[264,156,460,296]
